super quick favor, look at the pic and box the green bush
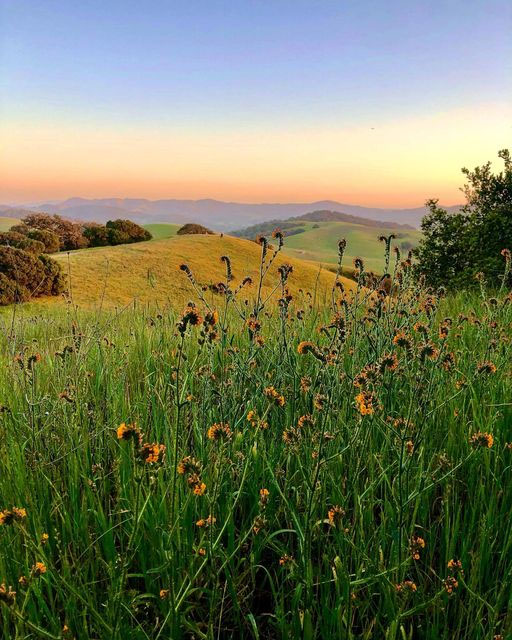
[0,246,65,305]
[83,223,110,247]
[0,231,45,255]
[106,219,152,244]
[177,223,214,235]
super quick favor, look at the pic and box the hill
[46,234,355,309]
[143,223,180,239]
[0,216,20,231]
[281,221,420,272]
[18,197,462,229]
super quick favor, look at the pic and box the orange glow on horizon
[1,103,510,207]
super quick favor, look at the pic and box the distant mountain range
[0,198,463,230]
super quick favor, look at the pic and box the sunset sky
[1,0,511,207]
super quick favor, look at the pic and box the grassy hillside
[0,216,20,231]
[281,221,421,272]
[48,234,355,309]
[143,223,180,239]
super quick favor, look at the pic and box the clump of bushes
[177,223,214,235]
[0,231,45,255]
[8,213,152,253]
[0,246,65,305]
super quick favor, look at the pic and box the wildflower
[18,575,28,587]
[447,559,464,574]
[32,562,47,577]
[419,342,438,361]
[279,554,294,567]
[207,422,232,441]
[297,414,315,429]
[355,391,375,416]
[0,507,26,526]
[116,422,142,445]
[395,580,417,593]
[204,310,219,326]
[198,547,206,556]
[182,305,203,326]
[442,352,456,371]
[327,505,345,527]
[297,340,315,354]
[139,443,166,464]
[379,353,399,373]
[177,456,201,476]
[413,322,428,334]
[410,535,425,560]
[300,376,311,393]
[438,323,450,340]
[196,515,216,528]
[406,440,414,456]
[189,476,207,496]
[313,393,327,411]
[393,332,410,348]
[477,361,497,375]
[0,584,16,606]
[443,575,459,594]
[41,533,49,545]
[260,489,270,507]
[282,427,301,447]
[252,515,266,534]
[264,386,285,407]
[469,432,494,448]
[159,589,169,600]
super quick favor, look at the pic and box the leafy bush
[177,223,214,235]
[0,246,65,305]
[26,228,61,253]
[83,223,110,247]
[0,231,45,255]
[105,219,152,244]
[415,149,512,288]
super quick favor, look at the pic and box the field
[0,216,20,231]
[0,237,511,639]
[43,234,356,309]
[143,223,180,240]
[280,221,421,272]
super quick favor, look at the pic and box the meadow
[0,236,511,639]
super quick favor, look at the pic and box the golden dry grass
[48,234,356,309]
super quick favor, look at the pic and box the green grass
[143,223,180,240]
[0,216,20,232]
[0,242,510,639]
[281,221,421,272]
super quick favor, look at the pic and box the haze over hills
[3,197,463,230]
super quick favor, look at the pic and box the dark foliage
[177,223,214,235]
[19,213,89,251]
[0,231,45,255]
[0,246,65,305]
[415,150,512,289]
[105,219,152,244]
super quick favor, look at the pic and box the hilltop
[46,234,355,309]
[9,197,462,230]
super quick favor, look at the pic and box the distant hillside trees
[414,149,512,288]
[177,223,214,235]
[9,214,152,252]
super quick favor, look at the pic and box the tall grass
[0,239,511,639]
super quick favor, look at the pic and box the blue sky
[1,0,511,204]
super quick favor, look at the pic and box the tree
[20,213,89,251]
[83,223,110,247]
[105,219,152,244]
[177,223,214,235]
[414,150,512,289]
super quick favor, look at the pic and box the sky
[0,0,511,207]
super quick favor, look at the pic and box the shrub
[0,246,65,305]
[177,223,214,235]
[25,228,61,253]
[83,223,110,247]
[105,219,152,245]
[0,231,45,255]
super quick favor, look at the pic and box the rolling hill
[143,223,180,239]
[15,196,461,230]
[45,234,355,309]
[0,216,20,231]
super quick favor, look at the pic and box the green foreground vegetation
[0,238,511,639]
